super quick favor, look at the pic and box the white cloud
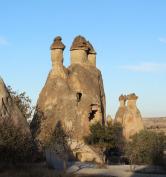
[0,36,9,46]
[120,62,166,72]
[159,37,166,44]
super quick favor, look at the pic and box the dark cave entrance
[76,92,82,102]
[88,104,98,121]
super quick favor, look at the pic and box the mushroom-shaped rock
[127,93,138,100]
[31,35,106,163]
[114,94,127,124]
[70,35,88,51]
[123,93,144,140]
[70,36,89,64]
[50,36,67,79]
[87,41,96,66]
[50,36,65,50]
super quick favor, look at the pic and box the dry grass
[0,162,64,177]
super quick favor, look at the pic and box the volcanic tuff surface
[115,93,144,139]
[0,77,30,133]
[30,36,106,163]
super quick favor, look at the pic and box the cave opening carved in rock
[88,104,98,121]
[76,92,82,102]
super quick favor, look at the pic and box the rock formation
[123,93,144,139]
[115,93,144,139]
[30,35,106,163]
[0,77,30,134]
[114,94,127,124]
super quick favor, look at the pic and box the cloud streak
[0,36,9,46]
[158,37,166,44]
[120,62,166,72]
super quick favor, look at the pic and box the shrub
[125,129,166,165]
[0,120,33,163]
[85,122,124,150]
[7,86,34,122]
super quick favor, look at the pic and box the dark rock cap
[50,36,65,50]
[127,93,138,100]
[87,41,96,54]
[119,94,127,101]
[70,35,89,51]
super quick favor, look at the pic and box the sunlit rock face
[30,36,106,163]
[0,77,30,134]
[115,93,144,140]
[114,94,127,125]
[123,93,144,139]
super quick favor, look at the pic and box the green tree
[85,122,124,149]
[7,85,34,121]
[85,122,124,163]
[125,129,166,166]
[0,120,33,163]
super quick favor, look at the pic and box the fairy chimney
[123,93,144,139]
[70,35,89,64]
[50,36,67,78]
[87,41,96,66]
[114,94,127,124]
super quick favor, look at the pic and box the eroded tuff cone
[31,35,106,163]
[50,36,67,79]
[127,93,138,100]
[114,94,127,124]
[123,93,144,139]
[70,35,89,51]
[87,41,96,54]
[0,77,30,134]
[50,36,65,50]
[70,36,89,64]
[87,41,96,66]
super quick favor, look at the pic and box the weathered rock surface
[0,77,30,133]
[30,36,106,163]
[114,94,127,125]
[123,93,144,139]
[115,93,144,140]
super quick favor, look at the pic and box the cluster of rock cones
[0,35,145,163]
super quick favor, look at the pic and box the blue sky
[0,0,166,118]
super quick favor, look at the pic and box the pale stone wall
[51,49,63,67]
[50,49,67,79]
[70,50,88,64]
[88,54,96,66]
[123,98,144,140]
[115,99,127,124]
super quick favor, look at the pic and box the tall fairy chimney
[70,35,89,64]
[87,41,96,66]
[126,93,138,108]
[119,94,127,107]
[50,36,65,69]
[50,36,67,78]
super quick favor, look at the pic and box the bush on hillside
[125,129,166,166]
[7,85,34,122]
[0,120,33,163]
